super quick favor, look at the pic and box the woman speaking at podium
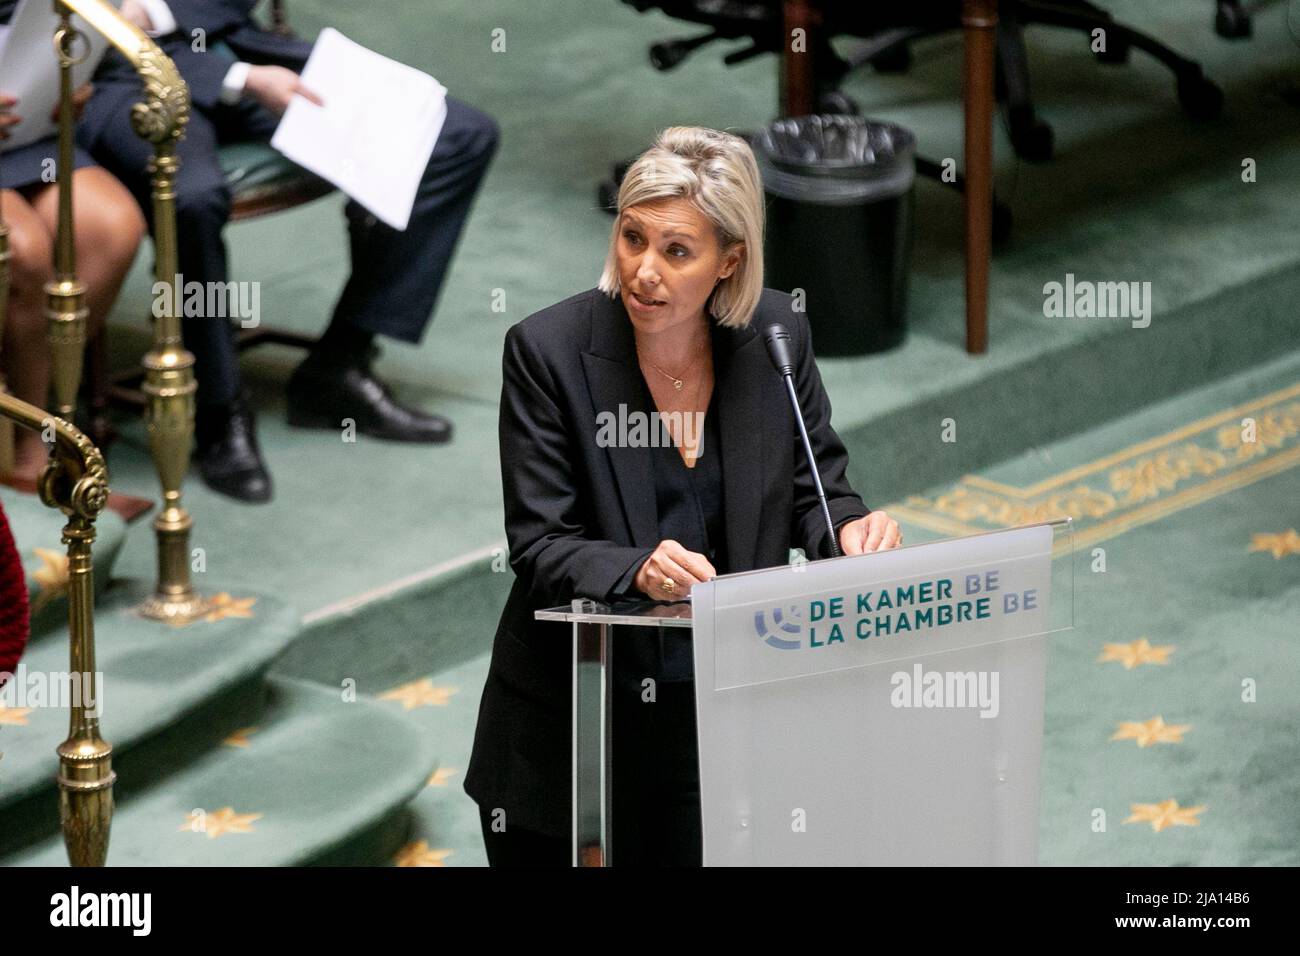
[465,126,901,866]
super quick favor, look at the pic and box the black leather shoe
[285,345,454,443]
[194,395,273,503]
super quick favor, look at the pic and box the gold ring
[662,577,677,593]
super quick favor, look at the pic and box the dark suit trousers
[479,651,703,868]
[82,83,498,408]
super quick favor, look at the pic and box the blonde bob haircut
[598,126,765,329]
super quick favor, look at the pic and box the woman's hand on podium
[634,539,716,600]
[838,511,902,555]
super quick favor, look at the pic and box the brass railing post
[0,392,113,866]
[57,0,210,624]
[46,7,90,422]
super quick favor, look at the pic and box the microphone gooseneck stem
[782,373,842,559]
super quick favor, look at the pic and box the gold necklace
[641,347,705,392]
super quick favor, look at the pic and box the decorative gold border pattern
[884,381,1300,554]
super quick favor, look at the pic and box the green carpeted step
[275,547,510,689]
[1,674,440,866]
[395,650,491,867]
[1,487,127,632]
[0,577,298,855]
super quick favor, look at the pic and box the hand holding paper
[270,28,448,231]
[246,65,323,116]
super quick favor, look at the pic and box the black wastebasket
[755,115,916,356]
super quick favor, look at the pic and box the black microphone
[764,324,842,559]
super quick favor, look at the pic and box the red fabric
[0,500,30,682]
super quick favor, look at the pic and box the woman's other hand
[838,511,902,556]
[0,94,21,141]
[634,539,716,600]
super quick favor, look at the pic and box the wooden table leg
[781,0,818,116]
[963,0,998,354]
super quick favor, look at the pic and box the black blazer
[464,287,870,838]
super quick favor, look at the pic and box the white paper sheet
[270,28,447,231]
[0,0,114,152]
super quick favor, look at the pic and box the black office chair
[607,2,1006,237]
[621,0,1226,164]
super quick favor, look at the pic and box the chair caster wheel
[1178,73,1224,120]
[1214,6,1252,39]
[870,44,911,73]
[1092,32,1130,64]
[993,201,1014,245]
[1009,109,1054,163]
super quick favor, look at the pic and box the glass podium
[537,518,1074,867]
[534,599,693,867]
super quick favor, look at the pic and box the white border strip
[302,540,505,625]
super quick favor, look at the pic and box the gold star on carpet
[1111,716,1191,748]
[394,840,453,867]
[379,678,457,710]
[1124,799,1205,833]
[179,806,263,839]
[1248,529,1300,559]
[1098,637,1174,670]
[0,704,33,726]
[426,767,458,787]
[203,593,257,623]
[30,547,69,614]
[223,727,258,748]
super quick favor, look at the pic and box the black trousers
[480,664,703,868]
[81,82,498,409]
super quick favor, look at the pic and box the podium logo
[754,605,804,650]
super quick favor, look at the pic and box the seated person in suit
[80,0,499,503]
[465,127,901,866]
[1,70,145,485]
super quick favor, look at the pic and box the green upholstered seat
[219,140,334,220]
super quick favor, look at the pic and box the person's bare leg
[1,189,56,482]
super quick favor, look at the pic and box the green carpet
[1,486,127,623]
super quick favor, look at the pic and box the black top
[610,380,726,683]
[652,386,725,682]
[658,390,727,575]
